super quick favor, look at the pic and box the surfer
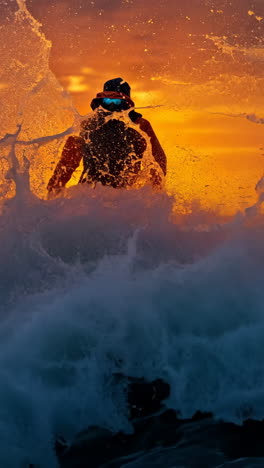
[47,78,167,195]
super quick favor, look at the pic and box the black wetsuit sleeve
[137,118,167,175]
[47,136,85,192]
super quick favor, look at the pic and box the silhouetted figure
[47,78,167,194]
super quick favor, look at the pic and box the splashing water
[0,0,80,201]
[1,1,264,467]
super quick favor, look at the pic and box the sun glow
[1,0,263,216]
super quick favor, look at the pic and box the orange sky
[1,0,263,214]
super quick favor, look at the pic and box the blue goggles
[102,98,123,106]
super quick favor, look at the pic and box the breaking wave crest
[0,184,264,467]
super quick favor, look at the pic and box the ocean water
[1,1,264,467]
[2,173,264,468]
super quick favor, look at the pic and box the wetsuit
[47,90,167,194]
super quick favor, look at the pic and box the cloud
[62,75,90,93]
[15,0,263,116]
[81,67,96,75]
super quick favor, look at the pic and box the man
[47,78,167,195]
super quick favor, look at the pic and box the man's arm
[137,118,167,176]
[47,136,85,194]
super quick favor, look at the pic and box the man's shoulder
[128,110,152,130]
[128,110,143,124]
[136,117,152,133]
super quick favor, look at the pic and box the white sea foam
[0,183,264,467]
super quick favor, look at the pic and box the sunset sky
[1,0,263,214]
[24,0,263,109]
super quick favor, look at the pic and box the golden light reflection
[81,67,96,75]
[248,10,263,21]
[64,75,90,93]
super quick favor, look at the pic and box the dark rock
[191,410,213,421]
[58,426,118,468]
[106,445,227,468]
[58,413,264,468]
[56,376,264,468]
[221,419,264,459]
[55,435,70,458]
[57,376,172,467]
[127,377,170,419]
[218,459,264,467]
[58,410,183,468]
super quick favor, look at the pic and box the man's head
[103,78,131,98]
[90,78,134,112]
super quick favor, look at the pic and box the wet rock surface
[56,378,264,468]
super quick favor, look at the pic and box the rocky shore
[55,377,264,468]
